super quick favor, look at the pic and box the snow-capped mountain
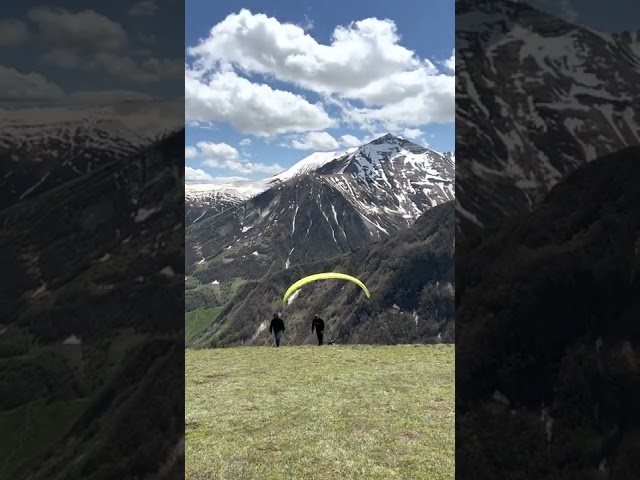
[185,134,454,284]
[318,134,455,224]
[185,138,454,226]
[0,101,182,210]
[456,0,640,240]
[270,148,357,182]
[185,183,262,226]
[0,128,184,478]
[184,149,354,224]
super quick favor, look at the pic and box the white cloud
[340,74,453,131]
[42,49,182,83]
[0,66,64,99]
[560,0,578,22]
[185,69,335,137]
[197,141,240,167]
[211,176,251,183]
[186,10,454,130]
[188,11,417,96]
[443,49,455,72]
[340,134,362,147]
[28,8,127,51]
[400,128,424,140]
[129,1,158,17]
[0,68,158,106]
[239,138,252,146]
[29,7,180,84]
[291,131,340,151]
[0,19,29,46]
[223,159,283,175]
[67,89,152,104]
[185,146,197,159]
[188,140,283,176]
[185,166,214,183]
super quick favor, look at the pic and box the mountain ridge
[185,133,454,224]
[185,134,454,285]
[191,201,455,347]
[455,0,640,241]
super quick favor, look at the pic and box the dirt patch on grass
[185,418,200,430]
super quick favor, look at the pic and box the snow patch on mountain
[271,149,354,182]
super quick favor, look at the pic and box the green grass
[186,344,454,480]
[0,399,90,480]
[186,307,223,344]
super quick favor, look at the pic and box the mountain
[270,148,357,182]
[0,130,184,479]
[184,148,356,226]
[190,201,455,348]
[455,0,640,240]
[0,101,181,211]
[185,134,454,285]
[456,146,640,479]
[185,183,256,226]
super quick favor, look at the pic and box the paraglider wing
[282,272,371,308]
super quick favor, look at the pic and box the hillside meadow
[186,344,454,480]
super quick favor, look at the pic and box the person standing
[269,313,285,347]
[311,314,325,346]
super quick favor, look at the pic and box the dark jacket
[270,317,285,333]
[311,317,325,333]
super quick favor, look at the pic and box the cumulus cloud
[188,141,283,176]
[28,7,127,51]
[291,131,340,151]
[339,75,453,131]
[211,176,251,183]
[223,159,283,175]
[0,19,29,46]
[42,49,182,84]
[0,66,64,99]
[185,146,197,159]
[66,89,152,104]
[185,166,214,183]
[129,1,158,17]
[339,134,362,147]
[197,141,240,167]
[185,69,335,137]
[400,128,424,140]
[239,138,252,146]
[443,49,455,72]
[188,11,417,96]
[186,10,454,131]
[0,66,160,106]
[28,7,180,84]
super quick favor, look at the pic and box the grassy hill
[190,201,455,348]
[185,344,454,480]
[456,147,640,478]
[0,131,185,479]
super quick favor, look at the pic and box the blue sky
[185,0,455,184]
[0,1,182,106]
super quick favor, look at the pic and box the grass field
[186,344,454,480]
[0,399,90,479]
[185,307,223,344]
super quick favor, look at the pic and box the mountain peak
[369,133,401,144]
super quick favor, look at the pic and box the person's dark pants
[274,330,283,347]
[316,329,324,346]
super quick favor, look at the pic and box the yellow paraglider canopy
[282,272,371,308]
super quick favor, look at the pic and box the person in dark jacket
[311,314,325,346]
[269,313,285,347]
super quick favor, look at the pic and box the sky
[185,0,455,184]
[0,1,183,107]
[526,0,640,33]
